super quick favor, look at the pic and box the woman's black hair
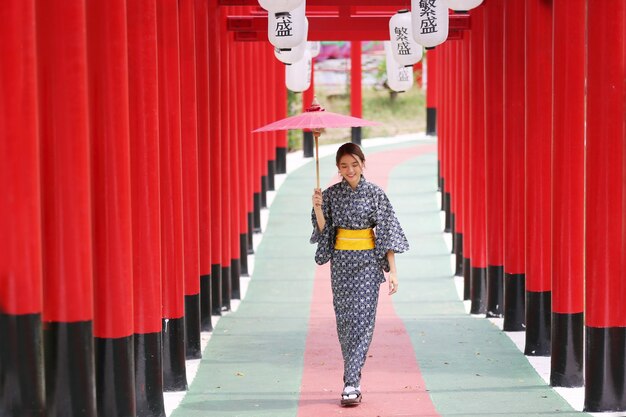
[335,142,366,166]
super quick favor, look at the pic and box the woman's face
[337,153,363,188]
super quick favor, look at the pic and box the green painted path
[171,138,589,417]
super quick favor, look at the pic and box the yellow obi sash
[334,228,375,250]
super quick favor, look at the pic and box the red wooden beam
[220,0,412,5]
[228,13,469,41]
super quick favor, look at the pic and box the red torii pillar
[36,1,97,415]
[219,5,233,311]
[156,0,188,392]
[244,41,257,252]
[468,5,487,315]
[483,0,504,318]
[179,0,202,360]
[252,42,264,233]
[227,27,241,301]
[550,0,584,388]
[451,41,469,282]
[259,45,271,209]
[275,61,289,174]
[524,0,552,356]
[502,0,526,331]
[448,42,455,239]
[0,2,45,415]
[233,16,245,296]
[234,31,251,278]
[208,0,223,316]
[127,0,166,413]
[457,33,472,300]
[426,49,438,137]
[446,41,458,255]
[266,54,278,193]
[584,0,626,411]
[302,65,316,158]
[434,47,445,209]
[440,43,452,233]
[453,42,465,282]
[195,0,214,332]
[86,0,136,413]
[351,40,363,145]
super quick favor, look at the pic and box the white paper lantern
[274,38,307,64]
[411,0,449,49]
[308,41,321,58]
[443,0,483,12]
[258,0,304,13]
[268,1,306,50]
[384,41,414,92]
[389,10,424,67]
[285,49,312,92]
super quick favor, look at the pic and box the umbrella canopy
[253,104,378,132]
[253,98,378,188]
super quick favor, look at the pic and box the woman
[310,142,409,406]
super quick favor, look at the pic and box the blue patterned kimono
[310,176,409,388]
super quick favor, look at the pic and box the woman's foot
[340,385,362,406]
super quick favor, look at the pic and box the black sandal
[340,388,362,406]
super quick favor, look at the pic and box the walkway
[169,136,589,417]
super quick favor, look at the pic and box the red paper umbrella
[253,98,378,188]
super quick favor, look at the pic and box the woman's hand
[312,188,325,231]
[388,271,398,295]
[386,251,398,295]
[312,188,323,209]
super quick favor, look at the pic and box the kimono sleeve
[310,190,335,265]
[374,189,409,272]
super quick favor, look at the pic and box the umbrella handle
[314,130,320,189]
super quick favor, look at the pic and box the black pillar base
[524,290,551,356]
[261,176,268,208]
[247,212,255,253]
[94,335,136,416]
[470,267,487,314]
[454,232,463,276]
[134,332,165,417]
[486,265,504,318]
[0,312,44,417]
[161,318,187,392]
[450,213,456,252]
[439,177,444,208]
[253,193,262,233]
[44,320,96,417]
[303,131,314,158]
[240,234,249,276]
[351,126,362,145]
[221,265,231,311]
[184,294,201,359]
[437,161,441,191]
[551,312,583,387]
[210,264,222,316]
[200,274,213,332]
[463,258,471,301]
[426,107,437,136]
[444,192,451,233]
[0,312,45,417]
[231,259,241,300]
[585,326,626,412]
[267,160,276,191]
[275,147,287,174]
[503,273,526,331]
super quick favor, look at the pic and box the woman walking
[310,143,409,406]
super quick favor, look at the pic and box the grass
[287,83,426,151]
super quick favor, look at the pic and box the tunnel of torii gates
[1,0,625,416]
